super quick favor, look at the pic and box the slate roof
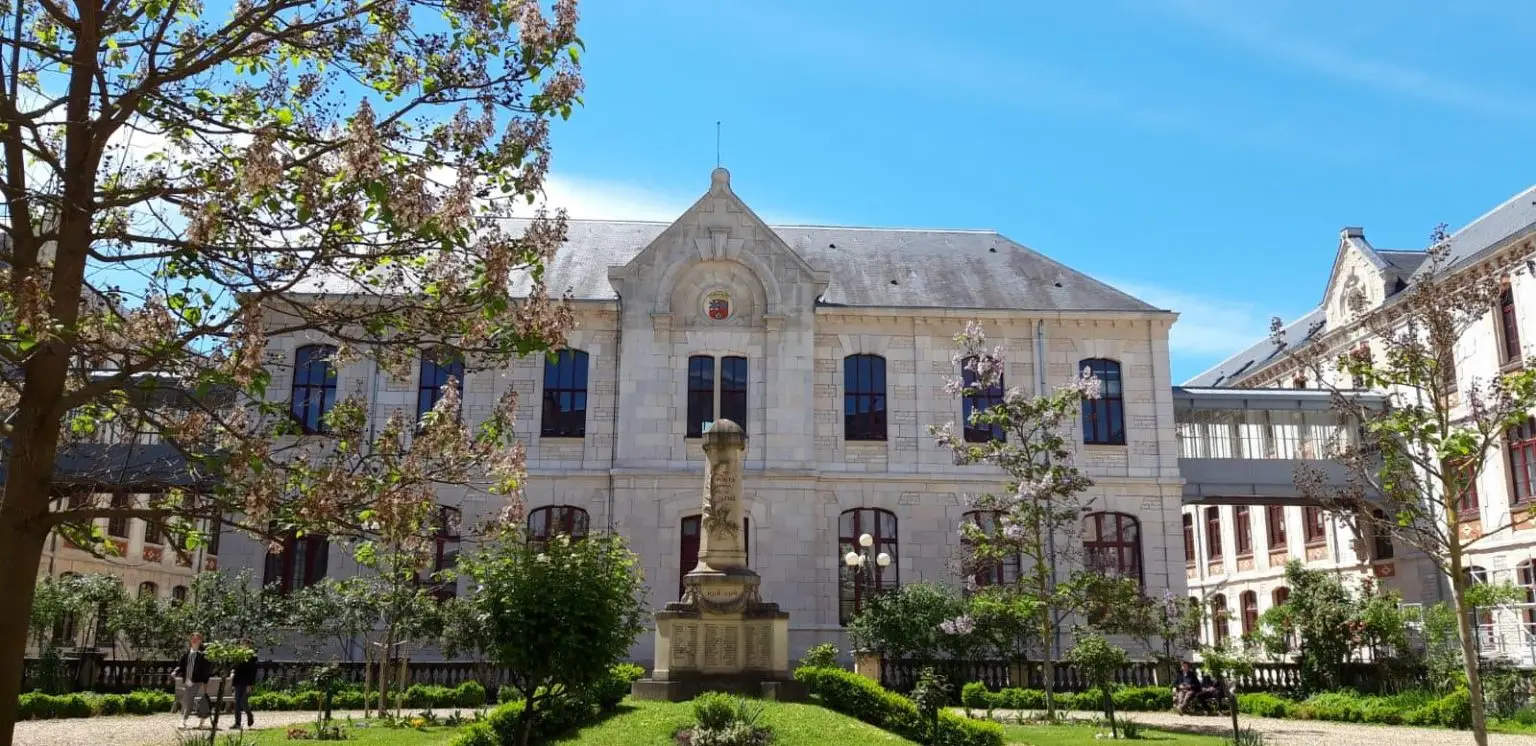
[293,220,1164,314]
[1412,185,1536,282]
[1184,308,1326,388]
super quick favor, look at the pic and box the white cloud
[529,172,822,226]
[1105,279,1278,359]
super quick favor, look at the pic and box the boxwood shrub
[451,665,644,746]
[794,666,1004,746]
[959,684,1170,713]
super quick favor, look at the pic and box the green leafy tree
[171,570,290,650]
[460,528,646,746]
[345,525,446,716]
[287,578,376,712]
[930,322,1144,715]
[0,0,585,739]
[109,594,181,662]
[438,596,497,702]
[1068,633,1129,737]
[1282,227,1536,746]
[848,582,969,663]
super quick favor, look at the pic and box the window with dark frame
[262,531,330,595]
[961,356,1005,443]
[1205,506,1222,559]
[686,356,715,437]
[1510,417,1536,504]
[843,354,888,441]
[1234,506,1252,556]
[1182,513,1195,565]
[720,356,748,428]
[1448,458,1480,516]
[1370,510,1394,560]
[1211,594,1230,646]
[1083,512,1142,588]
[418,506,461,602]
[1240,591,1259,637]
[171,586,187,604]
[1501,285,1522,365]
[106,492,130,539]
[290,344,339,434]
[527,505,590,546]
[541,349,589,438]
[1267,505,1287,550]
[1080,358,1125,445]
[962,511,1021,587]
[679,514,751,597]
[417,349,465,421]
[207,515,221,556]
[1303,506,1326,545]
[838,508,898,626]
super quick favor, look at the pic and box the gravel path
[965,708,1536,746]
[14,710,370,746]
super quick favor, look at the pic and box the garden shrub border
[795,666,1004,746]
[451,664,645,746]
[17,679,496,720]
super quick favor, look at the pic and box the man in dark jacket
[231,638,259,729]
[172,632,213,727]
[1173,661,1201,714]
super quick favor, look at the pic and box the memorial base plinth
[629,674,808,702]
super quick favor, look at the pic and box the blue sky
[535,0,1536,382]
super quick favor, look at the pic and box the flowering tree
[930,322,1144,715]
[1280,227,1536,746]
[0,0,584,739]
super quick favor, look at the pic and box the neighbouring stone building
[1183,184,1536,663]
[217,168,1189,665]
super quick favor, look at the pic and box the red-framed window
[426,506,461,601]
[1510,418,1536,504]
[541,349,589,438]
[418,348,465,421]
[962,511,1021,587]
[1272,587,1289,607]
[838,508,898,625]
[679,514,751,597]
[961,356,1005,443]
[1501,285,1521,365]
[1447,459,1480,515]
[263,531,330,595]
[1083,512,1142,588]
[1080,358,1125,445]
[1234,506,1252,556]
[527,505,590,545]
[1210,594,1230,646]
[844,354,888,441]
[1240,591,1259,636]
[290,344,338,434]
[1267,505,1287,550]
[1182,513,1195,565]
[171,585,188,604]
[1205,507,1222,559]
[1303,506,1326,546]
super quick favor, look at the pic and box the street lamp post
[843,532,891,612]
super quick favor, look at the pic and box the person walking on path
[231,639,258,730]
[172,632,213,728]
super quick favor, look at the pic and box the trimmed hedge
[452,664,646,746]
[959,683,1172,713]
[1235,689,1471,730]
[18,690,175,720]
[794,666,1004,746]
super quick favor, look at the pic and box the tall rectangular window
[961,356,1005,443]
[106,492,130,539]
[1511,417,1536,504]
[1303,506,1326,546]
[1501,285,1522,365]
[263,531,330,595]
[541,349,589,438]
[1080,359,1125,445]
[1182,513,1195,565]
[418,349,465,421]
[844,355,888,441]
[1205,507,1222,559]
[686,356,716,438]
[1267,505,1287,550]
[1234,505,1252,556]
[290,345,339,434]
[720,356,748,428]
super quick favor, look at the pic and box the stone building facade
[1183,184,1536,662]
[218,168,1188,664]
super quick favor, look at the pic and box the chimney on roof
[1341,226,1365,240]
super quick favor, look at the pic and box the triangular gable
[1319,227,1388,307]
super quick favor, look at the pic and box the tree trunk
[0,511,51,746]
[1450,571,1490,746]
[209,677,227,744]
[1104,687,1117,738]
[517,691,537,746]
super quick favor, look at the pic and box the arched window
[527,505,590,545]
[962,511,1020,587]
[679,514,751,597]
[961,356,1005,443]
[843,355,887,441]
[263,531,330,595]
[171,586,188,604]
[541,349,589,438]
[838,508,898,625]
[1210,594,1230,647]
[1240,591,1259,636]
[1371,510,1394,559]
[1083,512,1142,587]
[138,582,158,599]
[1079,359,1125,445]
[418,349,465,421]
[291,344,338,434]
[1271,586,1290,607]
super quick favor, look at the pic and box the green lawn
[240,720,460,745]
[998,723,1227,746]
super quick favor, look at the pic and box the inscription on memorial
[670,622,697,670]
[703,623,740,669]
[745,624,771,669]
